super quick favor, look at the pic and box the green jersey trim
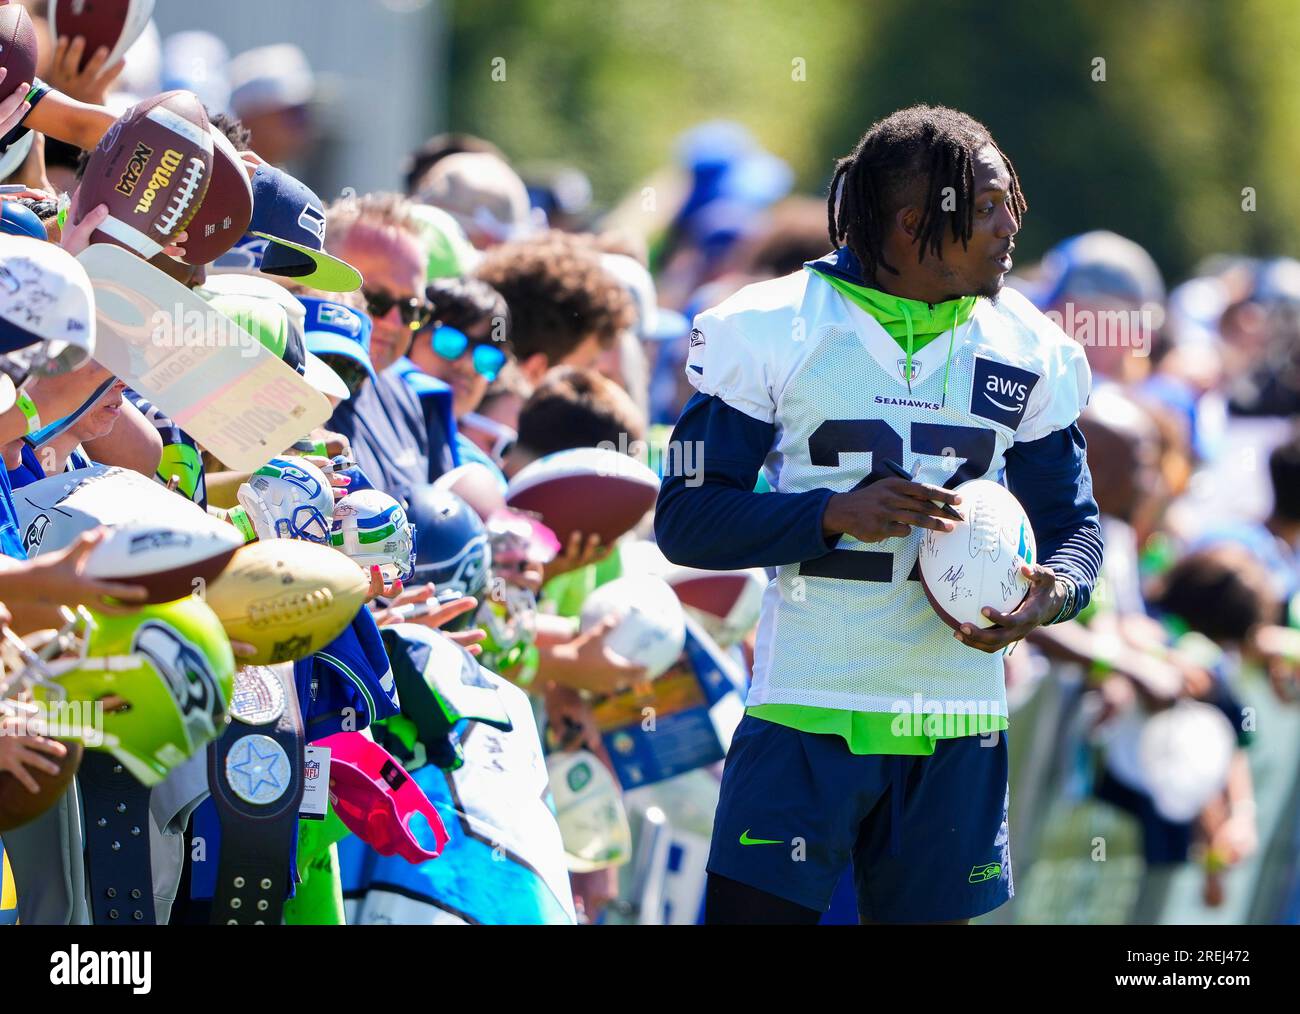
[747,703,1009,756]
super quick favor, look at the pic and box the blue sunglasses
[430,325,508,381]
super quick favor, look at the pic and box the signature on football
[939,564,972,601]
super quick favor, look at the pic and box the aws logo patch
[969,357,1039,429]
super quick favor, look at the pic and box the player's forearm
[654,393,838,570]
[1005,423,1104,622]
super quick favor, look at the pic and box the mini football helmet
[7,600,235,786]
[235,455,334,543]
[330,489,416,583]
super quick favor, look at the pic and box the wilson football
[202,539,369,664]
[181,126,253,266]
[76,90,213,259]
[917,478,1037,632]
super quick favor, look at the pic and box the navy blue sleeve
[1004,423,1104,622]
[654,392,840,570]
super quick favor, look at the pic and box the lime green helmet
[27,600,236,786]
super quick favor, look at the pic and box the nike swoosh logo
[739,829,783,846]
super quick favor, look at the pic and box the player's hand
[0,715,69,794]
[822,478,961,544]
[953,562,1064,653]
[47,36,125,105]
[0,73,32,139]
[543,530,611,582]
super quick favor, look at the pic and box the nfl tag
[299,745,331,820]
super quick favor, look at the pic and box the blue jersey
[392,358,461,472]
[295,609,400,742]
[327,367,445,507]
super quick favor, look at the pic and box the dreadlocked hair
[827,105,1026,281]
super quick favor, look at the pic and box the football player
[656,105,1104,925]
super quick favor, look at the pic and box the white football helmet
[234,456,334,543]
[329,489,416,583]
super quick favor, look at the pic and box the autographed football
[76,90,213,259]
[506,447,658,545]
[0,4,37,94]
[202,539,369,664]
[917,479,1037,632]
[181,126,253,266]
[84,520,244,603]
[48,0,155,72]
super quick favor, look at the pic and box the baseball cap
[300,297,376,386]
[229,44,315,118]
[203,289,349,402]
[415,152,540,244]
[1035,230,1166,309]
[197,273,350,401]
[408,203,479,280]
[244,164,362,292]
[599,253,688,342]
[0,237,95,369]
[314,731,449,863]
[0,200,47,241]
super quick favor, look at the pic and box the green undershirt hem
[747,703,1009,756]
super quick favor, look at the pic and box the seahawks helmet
[235,455,334,543]
[406,487,491,630]
[330,489,416,583]
[12,601,235,786]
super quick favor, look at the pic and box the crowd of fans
[0,2,1298,925]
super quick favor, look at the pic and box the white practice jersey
[686,269,1090,718]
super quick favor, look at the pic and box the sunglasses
[430,325,508,381]
[363,288,434,331]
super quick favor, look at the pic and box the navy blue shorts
[708,714,1013,922]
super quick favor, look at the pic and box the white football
[917,479,1036,632]
[579,575,687,680]
[85,521,245,603]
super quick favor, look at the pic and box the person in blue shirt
[394,277,515,492]
[320,194,459,501]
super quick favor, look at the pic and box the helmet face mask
[237,457,334,544]
[329,490,417,583]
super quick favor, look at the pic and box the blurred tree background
[446,0,1300,279]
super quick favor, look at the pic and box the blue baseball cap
[0,201,47,241]
[300,297,376,385]
[246,164,362,293]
